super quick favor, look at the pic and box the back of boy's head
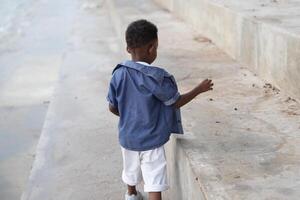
[126,19,158,49]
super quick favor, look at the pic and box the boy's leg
[141,146,168,200]
[149,192,161,200]
[121,147,143,197]
[127,185,137,195]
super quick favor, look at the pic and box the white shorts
[121,146,169,192]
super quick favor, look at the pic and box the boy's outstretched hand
[174,79,214,109]
[195,79,214,93]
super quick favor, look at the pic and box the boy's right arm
[174,79,213,109]
[109,104,119,116]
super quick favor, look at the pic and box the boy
[107,19,213,200]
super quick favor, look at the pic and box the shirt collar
[136,61,151,66]
[113,60,170,85]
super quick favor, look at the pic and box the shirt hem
[120,136,170,151]
[164,92,180,106]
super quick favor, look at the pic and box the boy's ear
[148,43,155,54]
[126,46,131,53]
[148,40,158,54]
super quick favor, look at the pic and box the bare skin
[149,192,161,200]
[109,38,213,200]
[127,39,158,64]
[109,104,119,116]
[174,79,213,108]
[127,185,137,195]
[127,185,161,200]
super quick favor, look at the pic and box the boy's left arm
[152,75,180,106]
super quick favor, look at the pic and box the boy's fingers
[201,79,213,87]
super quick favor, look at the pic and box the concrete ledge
[154,0,300,101]
[166,137,207,200]
[150,1,300,199]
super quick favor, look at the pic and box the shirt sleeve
[107,76,118,108]
[152,76,180,106]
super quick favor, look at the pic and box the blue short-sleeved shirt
[107,60,184,151]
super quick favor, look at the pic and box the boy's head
[125,19,158,64]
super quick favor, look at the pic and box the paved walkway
[0,0,77,199]
[21,0,300,199]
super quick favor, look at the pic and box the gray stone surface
[154,1,300,199]
[21,0,300,200]
[21,1,124,199]
[0,0,77,199]
[154,0,300,102]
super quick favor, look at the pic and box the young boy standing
[107,19,213,200]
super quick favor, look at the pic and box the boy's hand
[196,79,214,94]
[174,79,214,108]
[109,104,119,116]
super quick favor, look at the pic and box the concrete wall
[154,0,300,101]
[166,137,206,200]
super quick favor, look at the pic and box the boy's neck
[131,55,152,65]
[132,60,151,65]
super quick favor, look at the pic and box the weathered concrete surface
[0,0,77,199]
[21,0,171,199]
[152,1,300,199]
[154,0,300,102]
[20,0,125,199]
[22,0,300,200]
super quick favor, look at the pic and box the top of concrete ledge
[156,0,300,101]
[153,0,300,199]
[212,0,300,33]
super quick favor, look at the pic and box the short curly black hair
[125,19,158,48]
